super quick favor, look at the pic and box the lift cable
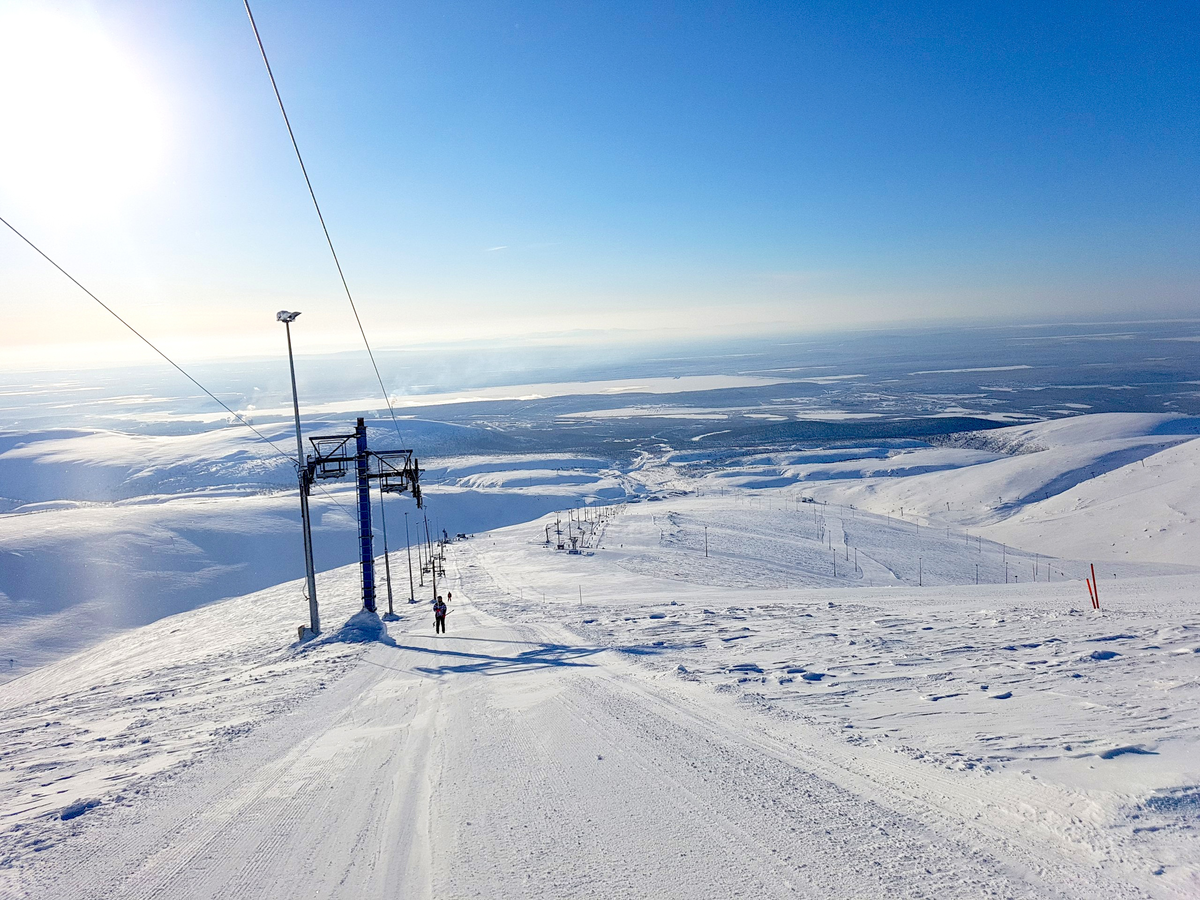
[242,0,404,443]
[0,213,353,515]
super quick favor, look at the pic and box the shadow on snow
[394,641,605,677]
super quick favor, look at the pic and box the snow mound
[309,609,396,648]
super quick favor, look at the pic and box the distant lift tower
[304,418,422,614]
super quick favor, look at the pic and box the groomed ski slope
[2,413,1199,898]
[2,508,1198,896]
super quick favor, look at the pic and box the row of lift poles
[281,311,437,636]
[544,506,606,553]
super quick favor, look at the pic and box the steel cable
[242,0,405,444]
[0,213,353,515]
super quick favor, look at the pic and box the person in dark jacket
[433,596,447,633]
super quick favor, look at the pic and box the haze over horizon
[2,1,1197,368]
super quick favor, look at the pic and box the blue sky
[1,0,1197,364]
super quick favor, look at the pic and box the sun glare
[0,8,167,218]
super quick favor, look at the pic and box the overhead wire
[243,0,431,553]
[0,213,354,516]
[1,216,288,455]
[242,0,406,445]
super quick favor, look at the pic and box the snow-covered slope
[6,411,1193,683]
[465,502,1200,895]
[0,427,633,681]
[3,476,1198,898]
[716,414,1200,566]
[0,560,366,872]
[4,412,1200,898]
[984,436,1200,564]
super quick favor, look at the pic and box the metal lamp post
[278,310,320,635]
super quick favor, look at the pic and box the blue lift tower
[304,418,422,615]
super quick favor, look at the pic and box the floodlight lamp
[277,310,301,323]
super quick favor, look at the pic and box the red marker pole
[1091,564,1100,610]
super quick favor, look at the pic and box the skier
[445,590,452,606]
[433,595,447,634]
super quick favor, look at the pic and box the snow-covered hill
[685,413,1200,567]
[0,424,634,681]
[3,417,1200,896]
[6,403,1196,686]
[984,434,1200,565]
[3,411,1200,897]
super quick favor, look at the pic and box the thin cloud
[484,245,508,252]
